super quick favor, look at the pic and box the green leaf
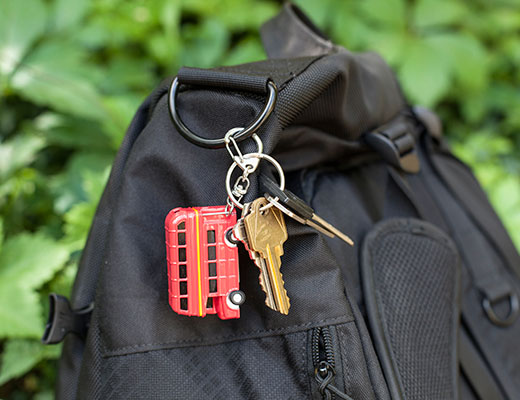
[52,152,113,214]
[358,0,406,30]
[63,167,109,250]
[101,95,146,148]
[413,0,468,29]
[398,39,453,106]
[0,233,69,338]
[0,339,61,385]
[51,0,90,32]
[0,0,47,76]
[360,30,407,65]
[63,202,97,250]
[0,218,3,253]
[427,33,488,93]
[223,37,265,66]
[34,391,56,400]
[9,40,107,121]
[0,133,45,182]
[292,0,337,27]
[33,113,112,151]
[215,0,279,31]
[180,19,229,68]
[48,261,78,298]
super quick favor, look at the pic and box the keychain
[165,78,352,319]
[164,128,278,320]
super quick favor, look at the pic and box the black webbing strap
[431,150,520,281]
[390,136,513,305]
[387,166,448,230]
[459,328,505,400]
[177,67,269,94]
[387,158,510,400]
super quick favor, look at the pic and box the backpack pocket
[84,210,364,398]
[361,218,461,400]
[92,320,384,400]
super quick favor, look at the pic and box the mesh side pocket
[361,218,460,400]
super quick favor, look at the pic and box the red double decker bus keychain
[165,206,245,319]
[165,127,280,320]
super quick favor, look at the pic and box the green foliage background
[0,0,519,397]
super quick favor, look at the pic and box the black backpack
[43,4,520,399]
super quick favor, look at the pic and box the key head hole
[259,208,269,216]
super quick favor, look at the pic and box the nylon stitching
[101,315,353,356]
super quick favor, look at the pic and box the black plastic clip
[41,294,94,345]
[364,117,420,174]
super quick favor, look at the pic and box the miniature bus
[165,205,245,319]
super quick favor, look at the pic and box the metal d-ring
[482,292,520,327]
[168,77,278,149]
[226,153,285,209]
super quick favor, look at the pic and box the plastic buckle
[364,118,420,173]
[41,294,94,345]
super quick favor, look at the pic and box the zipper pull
[312,327,354,400]
[314,361,354,400]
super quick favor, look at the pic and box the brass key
[233,203,277,310]
[244,197,290,314]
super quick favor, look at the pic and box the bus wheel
[229,290,245,306]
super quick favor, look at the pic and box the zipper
[312,327,354,400]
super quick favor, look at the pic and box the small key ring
[259,196,279,212]
[226,153,285,209]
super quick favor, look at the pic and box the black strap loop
[177,67,270,94]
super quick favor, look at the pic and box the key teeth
[277,272,291,314]
[258,265,291,314]
[257,270,277,310]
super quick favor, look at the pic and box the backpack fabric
[50,4,520,399]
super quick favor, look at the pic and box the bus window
[179,247,186,262]
[208,262,216,277]
[178,232,186,245]
[207,246,216,260]
[180,281,187,295]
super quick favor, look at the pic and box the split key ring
[226,153,285,209]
